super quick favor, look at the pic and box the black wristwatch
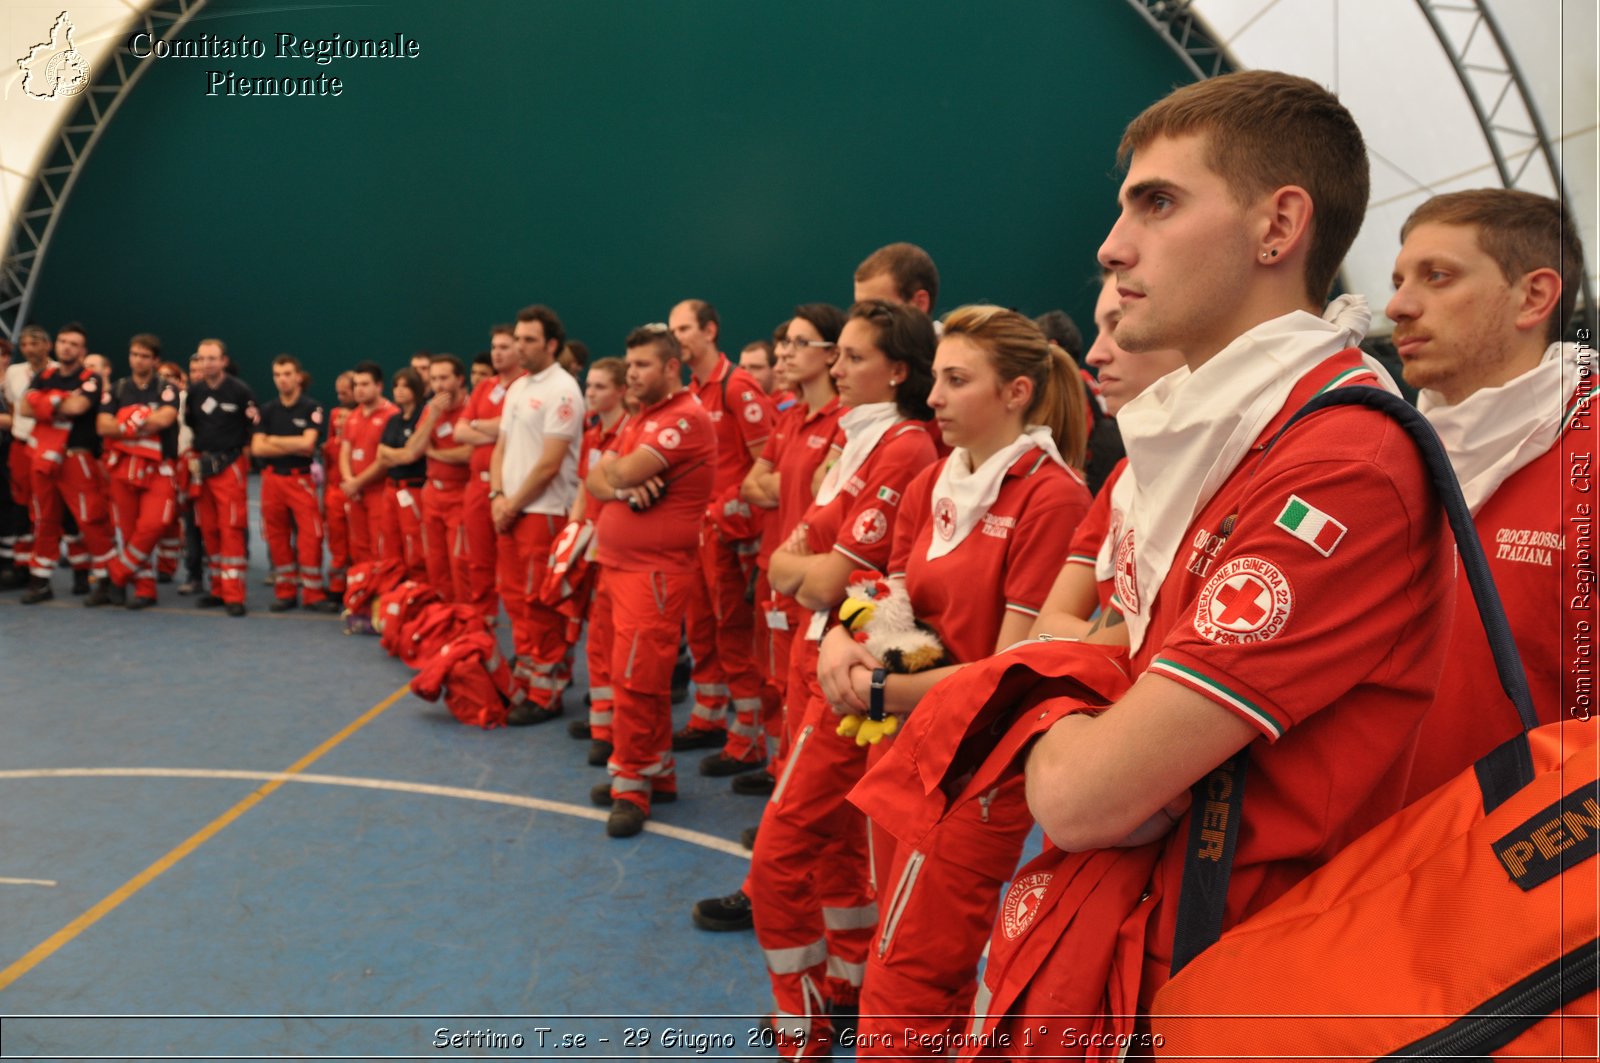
[869,667,889,721]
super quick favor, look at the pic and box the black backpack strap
[1171,385,1540,973]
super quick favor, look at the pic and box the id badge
[766,608,790,632]
[805,609,828,641]
[396,488,414,508]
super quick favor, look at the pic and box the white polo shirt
[4,360,51,444]
[500,362,584,516]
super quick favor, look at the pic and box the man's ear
[1258,184,1314,263]
[1514,267,1563,336]
[911,290,932,315]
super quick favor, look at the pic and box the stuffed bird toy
[835,570,948,745]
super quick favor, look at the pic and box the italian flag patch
[1274,495,1346,557]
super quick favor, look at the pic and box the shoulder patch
[658,427,681,450]
[1274,495,1346,557]
[1193,556,1294,644]
[852,507,888,545]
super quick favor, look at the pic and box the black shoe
[196,594,224,608]
[506,701,562,726]
[71,570,90,595]
[701,751,765,777]
[20,579,53,605]
[225,602,247,617]
[672,724,727,751]
[157,572,173,584]
[606,800,647,838]
[83,581,113,607]
[269,598,298,612]
[567,718,592,740]
[740,825,758,851]
[126,596,157,610]
[691,889,754,932]
[306,599,342,614]
[732,768,776,796]
[590,781,676,807]
[587,739,613,767]
[105,581,127,606]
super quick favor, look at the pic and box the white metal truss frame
[0,0,212,343]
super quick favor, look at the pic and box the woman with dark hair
[375,366,430,582]
[738,300,938,1058]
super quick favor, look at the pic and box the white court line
[0,768,753,859]
[0,878,57,887]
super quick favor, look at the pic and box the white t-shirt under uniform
[499,363,584,516]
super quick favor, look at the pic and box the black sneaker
[587,739,613,767]
[590,781,676,807]
[732,768,776,796]
[606,800,647,839]
[507,701,562,726]
[701,751,765,777]
[567,718,592,740]
[225,602,247,617]
[740,825,758,851]
[105,581,127,606]
[20,579,53,605]
[127,596,157,610]
[672,724,727,751]
[269,598,298,613]
[83,581,113,607]
[196,594,225,608]
[306,599,342,614]
[71,570,90,595]
[691,889,754,932]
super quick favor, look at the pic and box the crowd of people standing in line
[1,67,1592,1059]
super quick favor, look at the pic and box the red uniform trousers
[260,469,327,604]
[421,477,469,601]
[748,683,879,1058]
[461,474,500,620]
[497,511,570,708]
[584,569,617,743]
[602,567,692,812]
[759,574,802,754]
[106,455,178,599]
[7,441,33,571]
[29,451,114,581]
[856,778,1034,1058]
[684,548,729,730]
[347,483,397,566]
[323,480,350,593]
[385,480,428,582]
[195,455,250,604]
[701,531,766,762]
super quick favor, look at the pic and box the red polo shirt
[594,390,714,573]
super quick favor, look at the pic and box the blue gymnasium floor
[0,517,787,1059]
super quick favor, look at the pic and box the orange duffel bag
[1152,388,1597,1059]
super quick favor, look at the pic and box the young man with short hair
[945,70,1454,1042]
[852,242,940,314]
[454,326,524,621]
[338,361,397,566]
[253,354,335,612]
[22,322,116,604]
[184,337,257,616]
[490,305,584,721]
[421,354,473,601]
[1388,188,1593,798]
[586,325,715,837]
[96,333,181,608]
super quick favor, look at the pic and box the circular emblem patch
[658,427,681,451]
[1112,527,1139,614]
[1001,871,1052,940]
[853,507,888,545]
[743,402,763,423]
[1193,555,1294,644]
[933,497,957,540]
[310,407,323,424]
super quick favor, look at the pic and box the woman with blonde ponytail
[818,305,1092,1058]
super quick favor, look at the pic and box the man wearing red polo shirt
[454,325,524,620]
[587,324,715,838]
[421,355,472,601]
[669,299,776,775]
[338,360,397,566]
[1389,188,1594,799]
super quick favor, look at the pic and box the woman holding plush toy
[734,299,939,1058]
[820,306,1091,1058]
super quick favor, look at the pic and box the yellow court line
[0,684,412,993]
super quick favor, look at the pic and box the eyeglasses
[778,338,834,351]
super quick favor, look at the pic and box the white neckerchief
[926,427,1066,561]
[1418,343,1589,514]
[1112,295,1391,652]
[814,402,900,506]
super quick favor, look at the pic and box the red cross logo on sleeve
[1213,577,1268,627]
[1193,557,1294,644]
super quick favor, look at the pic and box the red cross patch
[1001,871,1052,940]
[933,497,957,540]
[852,507,888,545]
[1193,556,1294,644]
